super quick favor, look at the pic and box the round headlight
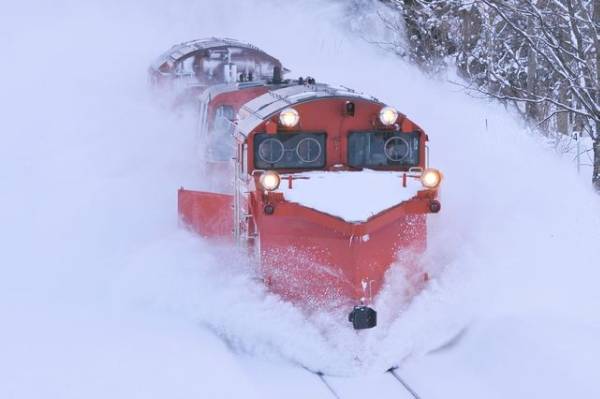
[279,108,300,128]
[421,168,442,189]
[259,171,281,191]
[379,106,399,126]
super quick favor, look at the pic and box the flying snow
[2,0,600,398]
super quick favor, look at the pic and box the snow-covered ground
[3,0,600,397]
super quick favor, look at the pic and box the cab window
[208,105,235,161]
[347,131,420,169]
[253,132,326,170]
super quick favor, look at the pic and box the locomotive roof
[151,37,282,70]
[198,80,269,102]
[237,83,381,135]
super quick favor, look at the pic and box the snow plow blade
[178,188,233,240]
[254,191,434,308]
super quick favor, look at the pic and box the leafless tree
[378,0,600,189]
[479,0,600,189]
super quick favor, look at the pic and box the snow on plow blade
[178,189,233,240]
[178,186,436,328]
[254,192,434,309]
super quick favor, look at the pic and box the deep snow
[2,0,600,398]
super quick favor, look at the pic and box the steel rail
[306,367,422,399]
[388,368,421,399]
[315,372,342,399]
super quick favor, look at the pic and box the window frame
[252,132,327,170]
[346,130,421,170]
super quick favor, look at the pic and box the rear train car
[149,37,286,103]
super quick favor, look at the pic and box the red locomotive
[152,39,443,329]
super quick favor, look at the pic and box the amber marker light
[421,168,442,189]
[279,108,300,127]
[379,106,399,126]
[259,171,281,191]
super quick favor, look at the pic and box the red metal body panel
[246,98,427,172]
[178,189,233,240]
[176,80,440,316]
[252,190,435,307]
[207,87,269,127]
[202,86,270,163]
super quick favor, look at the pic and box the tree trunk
[594,0,600,105]
[525,13,538,121]
[592,0,600,191]
[556,82,569,135]
[593,140,600,191]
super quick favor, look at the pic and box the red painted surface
[251,190,436,306]
[246,98,427,173]
[178,189,233,241]
[207,87,269,128]
[177,84,440,310]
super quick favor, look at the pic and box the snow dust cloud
[2,0,600,397]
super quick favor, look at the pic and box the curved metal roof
[151,37,281,70]
[198,80,269,103]
[236,83,381,135]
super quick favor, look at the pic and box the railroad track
[309,368,421,399]
[388,368,421,399]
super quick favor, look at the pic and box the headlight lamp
[421,168,442,189]
[259,171,281,191]
[279,108,300,128]
[379,106,399,126]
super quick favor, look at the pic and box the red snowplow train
[150,38,442,329]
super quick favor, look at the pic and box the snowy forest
[380,0,600,188]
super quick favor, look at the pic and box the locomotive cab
[179,82,442,329]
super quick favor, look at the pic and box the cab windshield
[347,131,420,169]
[253,132,326,169]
